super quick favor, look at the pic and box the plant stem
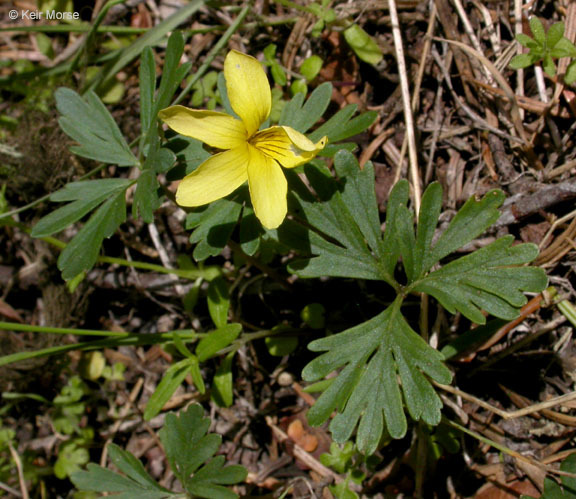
[98,255,221,281]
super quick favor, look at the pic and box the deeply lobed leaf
[159,405,247,498]
[303,297,452,454]
[32,179,133,238]
[56,88,138,167]
[57,189,128,280]
[71,444,173,498]
[411,236,547,323]
[288,150,394,286]
[292,155,547,454]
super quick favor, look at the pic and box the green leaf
[509,53,536,70]
[380,179,409,278]
[238,209,262,256]
[421,189,506,272]
[270,63,287,86]
[546,22,565,48]
[303,296,452,454]
[539,453,576,498]
[139,46,156,134]
[308,104,355,141]
[329,479,359,499]
[279,82,332,133]
[133,169,160,223]
[309,104,377,145]
[335,111,379,142]
[36,31,54,59]
[288,151,394,286]
[144,358,195,421]
[55,88,138,167]
[301,303,326,329]
[549,38,576,59]
[412,236,547,323]
[71,444,172,498]
[196,324,242,362]
[186,197,242,261]
[58,189,127,280]
[566,60,576,84]
[54,441,89,479]
[159,405,247,498]
[300,55,323,81]
[515,33,539,49]
[397,183,505,284]
[263,43,277,61]
[154,31,190,116]
[31,179,132,238]
[187,458,247,499]
[543,53,556,76]
[166,135,210,179]
[211,352,235,408]
[265,335,299,356]
[279,89,306,124]
[172,331,194,359]
[320,441,356,474]
[207,276,230,328]
[290,79,308,95]
[343,24,383,65]
[412,182,443,280]
[529,17,546,45]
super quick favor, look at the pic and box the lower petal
[247,146,287,229]
[251,126,327,168]
[176,147,249,207]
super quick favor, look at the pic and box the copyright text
[8,9,80,20]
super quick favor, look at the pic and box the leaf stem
[0,322,287,368]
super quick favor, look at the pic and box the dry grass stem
[388,0,421,213]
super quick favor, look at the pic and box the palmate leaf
[288,150,396,287]
[303,296,452,454]
[186,196,243,262]
[56,189,128,280]
[159,405,247,499]
[32,180,132,281]
[71,443,175,498]
[31,179,133,238]
[73,406,246,499]
[411,236,547,323]
[55,88,138,167]
[400,181,548,324]
[291,153,547,453]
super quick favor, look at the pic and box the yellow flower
[159,50,327,229]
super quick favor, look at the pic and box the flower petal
[224,50,271,137]
[176,146,249,207]
[159,105,247,149]
[247,145,287,229]
[251,126,327,168]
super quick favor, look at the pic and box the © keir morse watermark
[8,9,80,21]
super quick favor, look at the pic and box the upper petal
[224,50,271,137]
[159,105,247,149]
[251,126,327,168]
[176,146,249,207]
[246,145,287,229]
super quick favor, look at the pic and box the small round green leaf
[265,335,299,356]
[343,24,383,65]
[300,55,323,81]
